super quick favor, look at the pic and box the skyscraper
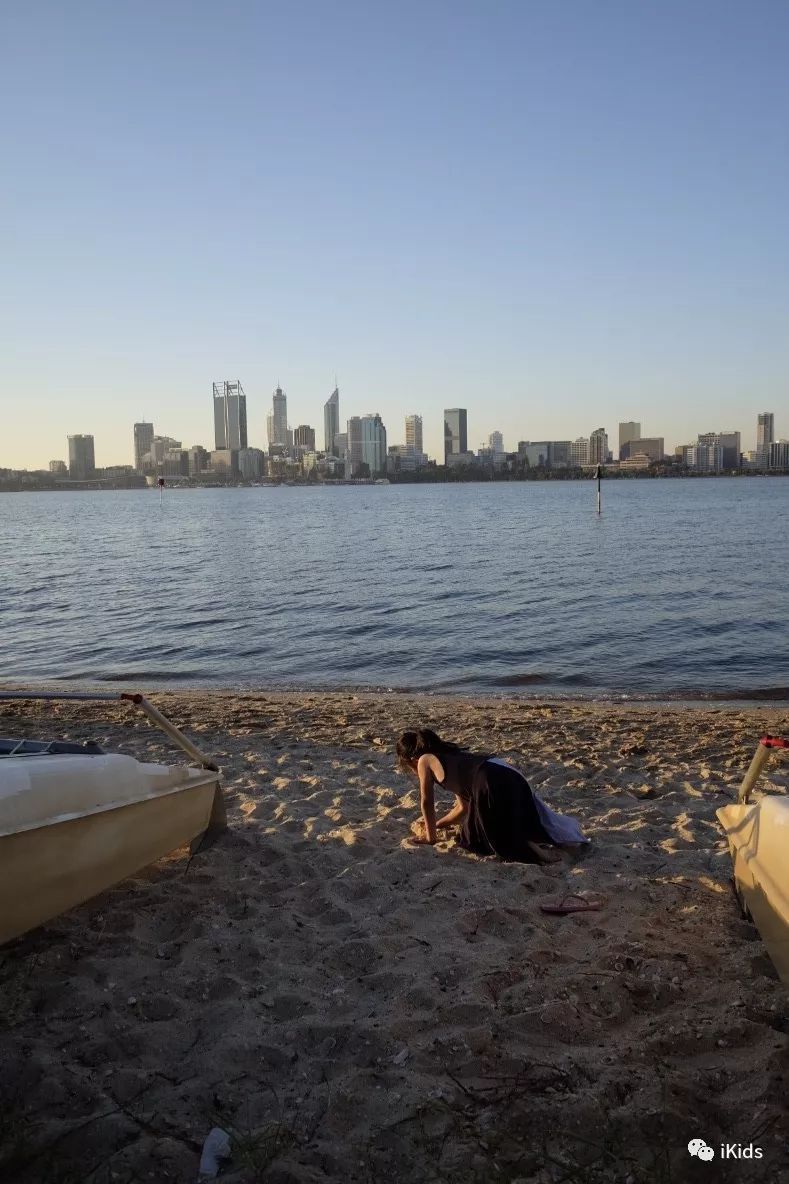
[133,422,154,472]
[697,431,741,470]
[757,412,774,468]
[68,434,95,480]
[213,381,248,450]
[324,387,340,454]
[405,414,423,454]
[294,425,316,450]
[268,386,288,448]
[361,414,387,476]
[620,437,664,463]
[444,408,468,462]
[589,428,609,464]
[489,431,504,454]
[346,417,364,477]
[571,437,590,466]
[619,422,640,457]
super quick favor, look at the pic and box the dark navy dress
[436,749,553,863]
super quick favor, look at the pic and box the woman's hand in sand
[408,820,436,845]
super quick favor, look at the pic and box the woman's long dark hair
[396,728,460,770]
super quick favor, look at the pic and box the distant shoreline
[2,678,787,709]
[1,469,788,492]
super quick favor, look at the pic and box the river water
[1,478,787,701]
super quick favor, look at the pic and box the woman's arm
[436,797,468,829]
[416,754,438,844]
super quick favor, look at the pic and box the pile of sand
[1,690,787,1183]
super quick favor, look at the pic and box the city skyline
[3,5,789,470]
[33,404,784,485]
[6,364,787,471]
[20,389,787,476]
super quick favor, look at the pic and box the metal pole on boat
[121,694,219,772]
[738,740,772,803]
[0,690,219,773]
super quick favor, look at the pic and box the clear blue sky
[2,0,788,468]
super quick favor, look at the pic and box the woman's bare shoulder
[416,752,445,780]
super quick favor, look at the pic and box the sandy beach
[1,689,788,1184]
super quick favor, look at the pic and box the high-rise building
[188,445,210,475]
[405,414,423,454]
[294,425,316,450]
[268,386,288,448]
[769,441,789,470]
[688,443,723,473]
[571,437,590,466]
[238,448,266,480]
[346,417,364,477]
[757,412,774,468]
[619,422,641,457]
[387,445,428,473]
[361,414,387,476]
[324,387,340,454]
[213,381,247,450]
[148,436,182,466]
[620,437,664,463]
[549,441,572,468]
[68,434,95,480]
[697,431,740,470]
[133,422,154,472]
[210,449,239,476]
[518,441,550,468]
[444,409,468,462]
[489,431,504,454]
[589,428,608,465]
[49,460,67,474]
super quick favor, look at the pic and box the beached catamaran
[0,691,226,945]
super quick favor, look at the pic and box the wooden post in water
[595,464,602,514]
[158,476,165,506]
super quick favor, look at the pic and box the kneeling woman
[396,728,588,863]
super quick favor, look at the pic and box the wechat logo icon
[688,1139,715,1162]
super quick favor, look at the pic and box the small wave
[98,669,207,683]
[697,686,789,702]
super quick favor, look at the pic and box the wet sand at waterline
[1,690,788,1183]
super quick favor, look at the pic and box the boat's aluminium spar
[0,689,226,840]
[0,690,218,770]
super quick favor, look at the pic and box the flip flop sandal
[540,893,605,915]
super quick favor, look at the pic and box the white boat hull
[0,754,224,944]
[717,795,789,983]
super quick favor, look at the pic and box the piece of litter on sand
[198,1127,231,1179]
[391,1048,410,1065]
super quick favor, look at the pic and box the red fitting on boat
[760,735,789,749]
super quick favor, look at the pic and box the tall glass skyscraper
[324,387,340,454]
[346,416,364,476]
[68,434,95,480]
[213,381,248,450]
[443,408,467,462]
[618,421,640,458]
[361,414,387,476]
[133,421,154,472]
[268,386,288,448]
[405,414,423,453]
[757,412,774,467]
